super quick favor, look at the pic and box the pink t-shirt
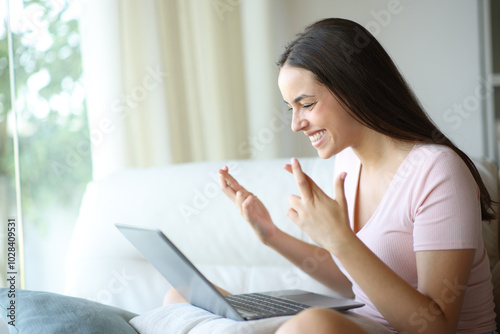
[332,144,496,333]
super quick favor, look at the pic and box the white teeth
[309,130,326,142]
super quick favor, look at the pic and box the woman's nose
[291,111,308,132]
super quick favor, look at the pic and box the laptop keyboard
[226,293,309,319]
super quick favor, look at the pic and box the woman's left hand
[284,158,355,252]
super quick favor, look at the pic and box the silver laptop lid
[115,223,244,321]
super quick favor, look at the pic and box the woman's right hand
[218,166,278,245]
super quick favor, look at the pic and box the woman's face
[278,65,364,159]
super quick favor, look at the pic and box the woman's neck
[351,129,415,174]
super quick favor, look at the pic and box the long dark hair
[278,18,496,221]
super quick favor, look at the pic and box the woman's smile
[307,129,327,147]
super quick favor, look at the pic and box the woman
[218,18,497,333]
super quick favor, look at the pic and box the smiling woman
[217,18,498,334]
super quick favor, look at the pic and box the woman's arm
[334,237,473,334]
[218,166,353,297]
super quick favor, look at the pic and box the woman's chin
[316,145,343,159]
[316,149,334,159]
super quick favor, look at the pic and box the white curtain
[80,0,262,180]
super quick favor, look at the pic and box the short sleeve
[412,150,481,251]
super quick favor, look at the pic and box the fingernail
[341,172,347,180]
[291,157,298,165]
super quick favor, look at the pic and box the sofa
[2,155,499,333]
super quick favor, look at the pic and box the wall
[242,0,488,159]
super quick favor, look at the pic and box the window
[1,0,92,293]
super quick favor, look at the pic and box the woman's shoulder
[334,143,471,181]
[410,143,466,169]
[406,143,475,186]
[413,143,456,155]
[335,143,463,169]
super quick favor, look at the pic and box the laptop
[115,223,363,321]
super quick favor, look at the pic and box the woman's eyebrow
[290,94,316,104]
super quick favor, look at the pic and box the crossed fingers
[284,158,317,202]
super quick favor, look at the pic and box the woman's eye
[303,103,315,110]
